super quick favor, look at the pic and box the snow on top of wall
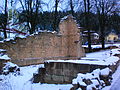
[60,15,72,21]
[60,15,81,29]
[60,15,75,23]
[0,49,6,52]
[46,56,119,66]
[0,54,11,60]
[0,33,27,42]
[111,49,120,55]
[1,34,27,43]
[4,37,15,42]
[82,44,120,49]
[4,62,18,68]
[0,49,11,60]
[104,56,119,65]
[46,48,120,66]
[1,30,58,43]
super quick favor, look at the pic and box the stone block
[33,73,41,83]
[51,75,64,84]
[63,76,74,83]
[63,69,74,77]
[44,74,52,83]
[46,69,63,76]
[63,63,71,70]
[54,62,63,69]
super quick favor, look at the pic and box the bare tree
[83,0,92,52]
[53,0,59,31]
[18,0,43,34]
[94,0,118,49]
[70,0,74,16]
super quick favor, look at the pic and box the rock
[2,62,20,75]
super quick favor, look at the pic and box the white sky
[0,0,119,13]
[0,0,69,12]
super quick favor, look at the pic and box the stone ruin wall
[34,55,120,84]
[0,15,85,66]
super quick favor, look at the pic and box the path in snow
[102,63,120,90]
[82,49,111,61]
[109,65,120,90]
[110,77,120,90]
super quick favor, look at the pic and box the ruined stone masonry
[0,15,85,66]
[33,55,120,84]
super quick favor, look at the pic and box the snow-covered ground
[0,46,120,90]
[0,64,72,90]
[103,64,120,90]
[1,59,120,90]
[82,43,120,49]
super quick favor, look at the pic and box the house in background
[81,30,99,45]
[106,32,118,43]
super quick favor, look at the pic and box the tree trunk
[70,0,74,16]
[84,0,91,52]
[53,0,58,31]
[100,15,105,49]
[3,0,8,39]
[87,0,92,52]
[30,23,35,34]
[100,0,105,49]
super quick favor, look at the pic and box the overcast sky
[0,0,69,12]
[0,0,119,13]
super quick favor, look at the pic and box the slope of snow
[0,64,72,90]
[102,65,120,90]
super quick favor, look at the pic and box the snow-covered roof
[83,30,95,33]
[92,33,99,36]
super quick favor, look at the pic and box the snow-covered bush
[2,62,20,75]
[71,68,112,90]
